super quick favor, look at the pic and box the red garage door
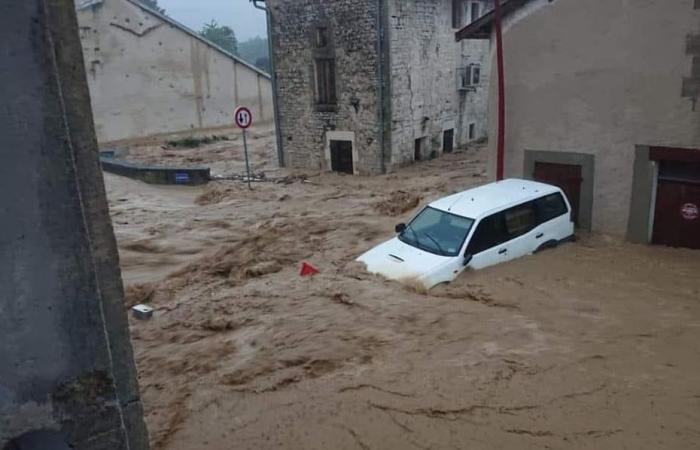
[534,162,582,226]
[651,156,700,249]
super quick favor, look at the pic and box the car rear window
[504,202,536,238]
[535,193,568,224]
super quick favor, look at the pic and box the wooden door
[330,140,353,174]
[533,162,583,226]
[652,181,700,249]
[443,129,454,154]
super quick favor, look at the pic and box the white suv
[358,179,575,289]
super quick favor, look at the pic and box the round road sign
[681,203,699,221]
[234,106,253,129]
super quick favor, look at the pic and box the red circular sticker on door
[681,203,699,221]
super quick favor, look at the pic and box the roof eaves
[124,0,271,79]
[455,0,530,41]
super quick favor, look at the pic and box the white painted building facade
[458,0,700,249]
[77,0,274,143]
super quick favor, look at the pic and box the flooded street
[106,128,700,450]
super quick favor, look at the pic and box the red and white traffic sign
[234,106,253,129]
[681,203,699,221]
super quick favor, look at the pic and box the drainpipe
[376,0,386,174]
[494,0,505,180]
[251,0,285,167]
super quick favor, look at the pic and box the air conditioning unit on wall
[457,64,481,91]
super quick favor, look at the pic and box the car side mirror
[395,223,406,233]
[463,254,473,267]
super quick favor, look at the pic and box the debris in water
[300,261,320,277]
[132,304,154,320]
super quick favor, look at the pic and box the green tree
[138,0,165,14]
[254,57,270,72]
[238,36,269,63]
[200,20,238,55]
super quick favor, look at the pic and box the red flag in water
[299,261,320,277]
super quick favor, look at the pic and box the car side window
[466,212,508,255]
[504,202,536,239]
[534,193,568,224]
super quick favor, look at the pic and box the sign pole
[242,128,252,190]
[234,106,254,190]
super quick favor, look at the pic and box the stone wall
[77,0,273,144]
[267,0,384,175]
[486,0,700,235]
[267,0,491,175]
[387,0,491,166]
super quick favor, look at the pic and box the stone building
[457,0,700,249]
[265,0,494,175]
[77,0,273,143]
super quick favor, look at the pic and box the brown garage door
[534,162,582,226]
[653,180,700,249]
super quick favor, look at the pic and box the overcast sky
[158,0,267,41]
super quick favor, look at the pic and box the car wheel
[535,240,558,253]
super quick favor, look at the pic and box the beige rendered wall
[78,0,273,143]
[486,0,700,235]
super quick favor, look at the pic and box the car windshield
[398,207,475,257]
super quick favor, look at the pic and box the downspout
[251,0,285,167]
[376,0,387,174]
[494,0,505,180]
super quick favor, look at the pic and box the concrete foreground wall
[0,1,149,448]
[487,0,700,235]
[77,0,273,144]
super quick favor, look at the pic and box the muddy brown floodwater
[106,126,700,450]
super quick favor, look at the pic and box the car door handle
[536,233,544,239]
[498,248,508,255]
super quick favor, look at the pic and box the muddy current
[107,126,700,450]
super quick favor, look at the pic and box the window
[468,123,476,140]
[316,27,329,47]
[399,207,475,256]
[534,193,569,224]
[452,0,463,28]
[313,25,336,108]
[466,212,509,255]
[470,1,481,23]
[466,202,538,255]
[414,137,428,161]
[454,0,483,28]
[458,64,481,90]
[315,59,336,106]
[504,202,536,238]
